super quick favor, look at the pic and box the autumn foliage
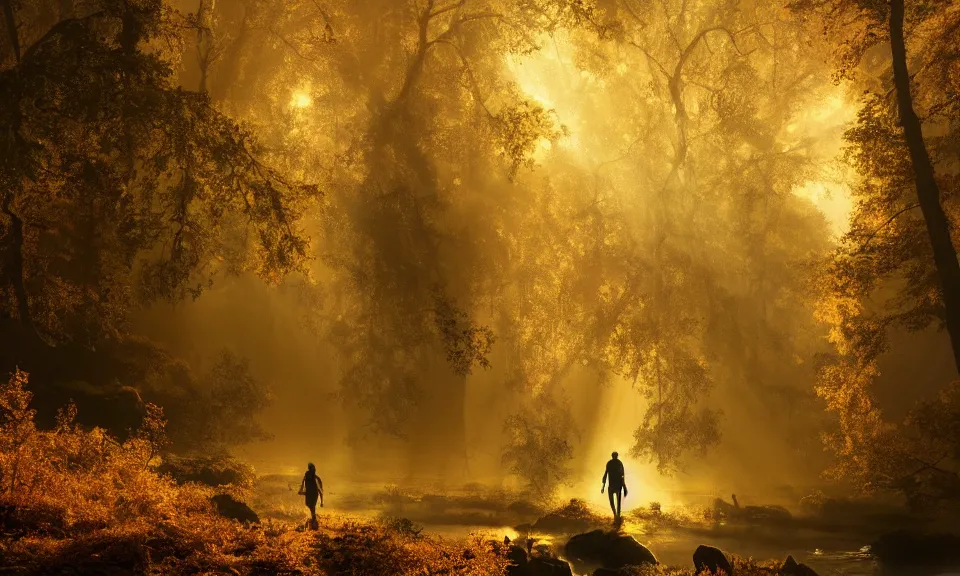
[0,370,509,575]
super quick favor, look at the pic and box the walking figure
[601,451,628,521]
[298,462,324,527]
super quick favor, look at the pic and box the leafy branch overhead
[0,1,318,346]
[433,292,496,377]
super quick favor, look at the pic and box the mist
[126,0,860,503]
[4,0,960,573]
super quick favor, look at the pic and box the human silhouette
[298,462,324,525]
[601,451,628,520]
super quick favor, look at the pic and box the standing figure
[601,451,628,521]
[298,462,324,525]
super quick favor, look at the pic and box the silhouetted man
[601,451,628,520]
[298,462,324,527]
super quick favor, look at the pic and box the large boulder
[694,545,733,576]
[871,530,960,569]
[210,494,259,524]
[565,530,657,573]
[507,545,529,576]
[779,555,818,576]
[533,499,605,534]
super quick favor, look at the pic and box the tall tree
[0,0,313,447]
[795,0,960,374]
[0,0,312,348]
[797,0,960,506]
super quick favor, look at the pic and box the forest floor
[5,466,959,575]
[1,370,880,576]
[1,471,880,576]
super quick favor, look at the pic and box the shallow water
[422,519,884,576]
[254,478,952,576]
[416,519,878,575]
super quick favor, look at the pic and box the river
[252,476,955,576]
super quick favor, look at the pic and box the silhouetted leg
[307,495,318,523]
[608,490,617,517]
[616,490,622,517]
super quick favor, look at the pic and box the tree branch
[851,203,921,251]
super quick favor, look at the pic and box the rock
[533,499,605,534]
[780,555,818,576]
[506,544,573,576]
[507,545,529,576]
[210,494,259,524]
[871,530,960,568]
[565,530,658,572]
[694,545,733,576]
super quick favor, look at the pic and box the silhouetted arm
[601,466,608,493]
[316,477,324,507]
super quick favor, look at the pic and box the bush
[155,453,256,491]
[0,370,511,576]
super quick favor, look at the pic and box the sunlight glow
[507,33,587,165]
[793,180,854,237]
[560,375,676,515]
[290,89,313,109]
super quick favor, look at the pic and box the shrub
[0,370,511,576]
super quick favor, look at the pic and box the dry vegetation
[0,369,816,575]
[0,371,508,575]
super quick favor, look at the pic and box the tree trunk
[889,0,960,375]
[0,3,42,346]
[210,3,249,102]
[196,0,215,93]
[2,0,20,62]
[406,349,469,485]
[1,198,41,345]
